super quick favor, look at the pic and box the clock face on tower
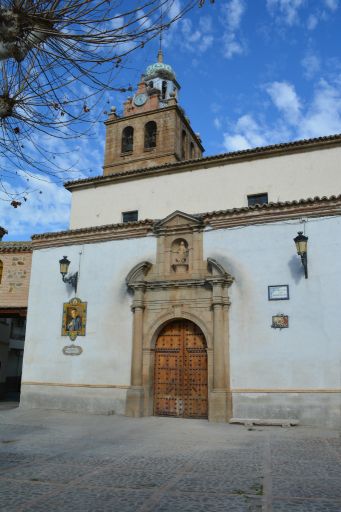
[134,93,147,106]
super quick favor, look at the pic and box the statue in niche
[171,239,189,272]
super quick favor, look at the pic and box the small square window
[247,193,268,206]
[122,210,138,223]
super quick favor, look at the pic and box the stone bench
[229,418,299,427]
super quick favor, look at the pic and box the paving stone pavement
[0,407,340,511]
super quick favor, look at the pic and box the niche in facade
[171,238,189,273]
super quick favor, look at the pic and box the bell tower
[103,51,204,175]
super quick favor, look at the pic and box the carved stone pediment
[154,210,203,236]
[126,261,152,288]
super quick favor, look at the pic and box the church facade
[20,53,341,427]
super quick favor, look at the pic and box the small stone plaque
[63,344,83,356]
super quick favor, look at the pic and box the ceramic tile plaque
[61,297,87,342]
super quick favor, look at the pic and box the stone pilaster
[209,280,232,422]
[125,285,145,417]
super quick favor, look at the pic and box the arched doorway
[154,319,208,419]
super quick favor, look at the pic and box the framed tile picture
[61,297,87,341]
[268,285,289,301]
[271,314,289,329]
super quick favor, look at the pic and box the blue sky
[2,0,341,241]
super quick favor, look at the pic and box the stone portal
[125,211,234,422]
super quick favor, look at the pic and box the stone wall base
[125,386,144,417]
[232,392,341,429]
[20,384,127,415]
[208,390,232,422]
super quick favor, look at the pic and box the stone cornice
[31,194,341,250]
[0,242,32,253]
[65,133,341,191]
[129,277,232,291]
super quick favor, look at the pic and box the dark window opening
[190,142,195,159]
[122,210,138,223]
[162,81,167,99]
[247,193,268,206]
[0,260,3,284]
[121,126,134,153]
[144,121,157,149]
[10,317,26,341]
[149,81,154,88]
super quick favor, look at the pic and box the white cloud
[265,81,301,124]
[301,53,320,79]
[223,133,250,151]
[225,0,245,29]
[222,36,245,59]
[167,0,182,20]
[179,16,214,54]
[221,0,246,59]
[266,0,305,26]
[324,0,338,10]
[298,78,341,138]
[222,114,285,151]
[163,14,214,54]
[136,10,152,30]
[307,14,318,30]
[221,76,341,153]
[213,117,222,129]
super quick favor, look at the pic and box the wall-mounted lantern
[59,256,78,292]
[294,232,308,279]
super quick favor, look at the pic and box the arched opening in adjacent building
[181,130,187,160]
[121,126,134,152]
[154,319,208,419]
[144,121,157,149]
[190,142,195,159]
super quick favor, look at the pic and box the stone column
[209,280,231,422]
[125,285,145,417]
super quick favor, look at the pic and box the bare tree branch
[0,0,214,205]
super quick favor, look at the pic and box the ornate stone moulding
[30,196,341,250]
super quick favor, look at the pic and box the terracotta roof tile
[0,241,32,252]
[32,219,154,240]
[65,133,341,189]
[31,194,341,241]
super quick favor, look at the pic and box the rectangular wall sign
[268,285,289,301]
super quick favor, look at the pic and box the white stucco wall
[21,237,156,412]
[204,216,341,391]
[70,146,341,229]
[21,214,341,424]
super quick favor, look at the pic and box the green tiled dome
[145,52,176,80]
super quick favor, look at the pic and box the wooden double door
[154,320,208,419]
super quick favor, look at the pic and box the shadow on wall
[288,255,305,284]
